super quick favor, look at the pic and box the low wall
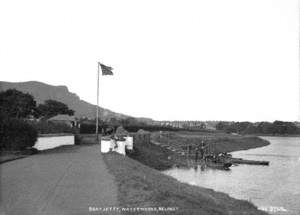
[101,136,134,155]
[34,134,74,150]
[101,139,126,155]
[125,136,133,150]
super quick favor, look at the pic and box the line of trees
[36,99,74,118]
[216,121,300,135]
[0,89,75,151]
[0,89,74,119]
[79,123,184,134]
[79,116,190,134]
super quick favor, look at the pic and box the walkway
[0,144,119,215]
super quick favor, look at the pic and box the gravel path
[0,145,119,215]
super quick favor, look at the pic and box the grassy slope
[128,138,184,170]
[152,131,270,153]
[130,131,270,170]
[103,152,267,215]
[211,135,270,153]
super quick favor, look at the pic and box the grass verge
[103,152,268,215]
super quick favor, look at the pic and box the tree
[121,117,139,126]
[107,117,121,126]
[216,122,226,130]
[216,121,232,131]
[235,121,251,133]
[272,121,298,135]
[285,122,298,134]
[0,89,37,118]
[36,100,74,118]
[258,122,274,134]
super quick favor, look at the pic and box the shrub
[0,89,37,118]
[74,134,82,145]
[80,123,108,134]
[0,118,38,151]
[22,147,39,155]
[29,120,76,134]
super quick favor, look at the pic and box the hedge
[79,123,185,134]
[0,118,38,151]
[28,120,76,134]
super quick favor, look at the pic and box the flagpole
[96,62,100,141]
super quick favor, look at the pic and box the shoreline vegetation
[103,131,269,215]
[216,120,300,136]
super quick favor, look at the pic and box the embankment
[103,152,267,215]
[130,131,270,170]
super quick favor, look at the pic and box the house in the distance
[48,114,77,127]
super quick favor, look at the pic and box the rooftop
[48,114,75,121]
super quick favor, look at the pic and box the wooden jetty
[228,157,269,165]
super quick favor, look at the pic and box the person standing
[195,146,199,162]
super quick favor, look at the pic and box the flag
[99,63,113,75]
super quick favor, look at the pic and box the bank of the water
[103,152,267,215]
[164,136,300,215]
[152,131,270,153]
[128,137,179,170]
[129,131,270,170]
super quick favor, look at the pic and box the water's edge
[163,136,300,215]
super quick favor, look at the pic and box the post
[167,132,169,145]
[96,62,100,141]
[186,145,189,165]
[299,0,300,120]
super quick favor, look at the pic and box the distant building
[48,114,77,127]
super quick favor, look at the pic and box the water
[163,136,300,215]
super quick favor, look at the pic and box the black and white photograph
[0,0,299,214]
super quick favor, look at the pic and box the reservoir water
[163,136,300,215]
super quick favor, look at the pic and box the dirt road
[0,145,119,215]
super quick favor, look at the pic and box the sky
[0,0,299,122]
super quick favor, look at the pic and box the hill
[0,81,130,120]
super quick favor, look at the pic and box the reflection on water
[163,136,300,215]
